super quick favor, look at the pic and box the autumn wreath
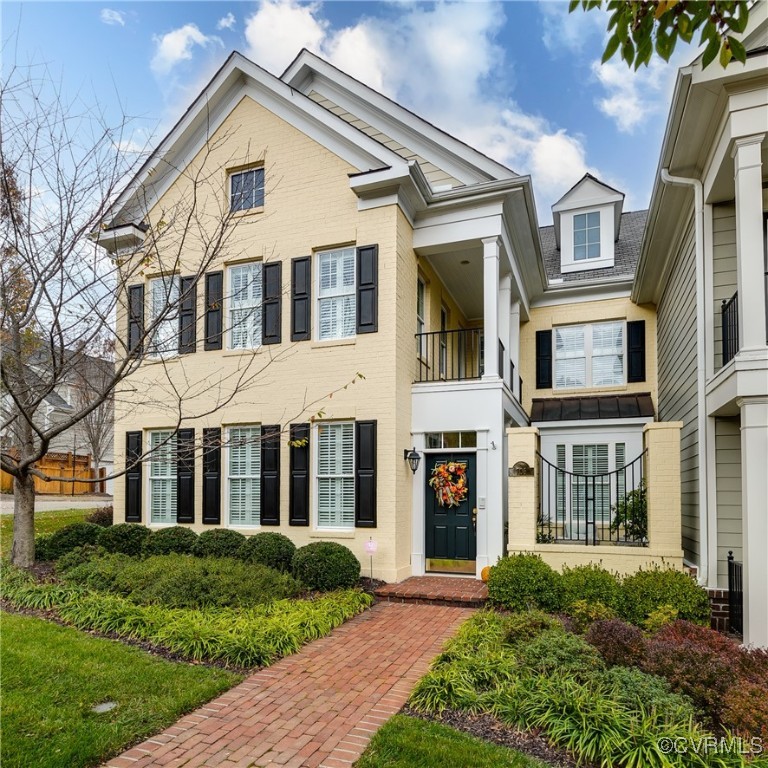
[429,461,469,508]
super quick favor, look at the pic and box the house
[633,16,768,647]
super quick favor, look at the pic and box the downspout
[660,169,709,587]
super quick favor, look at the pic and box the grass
[0,612,241,768]
[355,715,545,768]
[0,507,90,554]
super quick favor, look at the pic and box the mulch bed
[402,705,587,768]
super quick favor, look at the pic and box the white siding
[715,416,742,588]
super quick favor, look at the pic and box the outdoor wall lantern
[404,447,421,474]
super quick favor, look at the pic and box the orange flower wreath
[429,461,469,508]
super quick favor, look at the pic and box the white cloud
[540,1,606,55]
[151,24,219,76]
[217,12,236,31]
[100,8,125,27]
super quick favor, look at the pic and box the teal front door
[425,453,477,567]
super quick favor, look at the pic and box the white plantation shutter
[149,430,177,524]
[229,263,263,349]
[592,322,624,386]
[572,444,610,524]
[556,444,566,525]
[150,277,180,356]
[228,426,261,526]
[317,422,355,528]
[615,442,627,520]
[317,248,355,340]
[554,326,586,388]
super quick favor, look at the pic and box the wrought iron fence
[722,291,739,366]
[727,551,743,636]
[537,450,648,546]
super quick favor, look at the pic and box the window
[228,426,261,526]
[317,247,355,340]
[425,431,477,449]
[230,168,265,213]
[228,262,262,349]
[149,430,177,524]
[573,211,600,261]
[416,278,426,356]
[149,276,180,357]
[554,321,624,389]
[439,305,448,377]
[316,422,354,528]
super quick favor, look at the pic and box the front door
[425,452,477,573]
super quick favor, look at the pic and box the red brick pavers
[103,602,472,768]
[375,575,488,607]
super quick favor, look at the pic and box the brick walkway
[375,575,488,607]
[104,602,472,768]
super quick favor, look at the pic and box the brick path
[375,575,488,607]
[104,602,472,768]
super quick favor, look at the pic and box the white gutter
[660,169,710,587]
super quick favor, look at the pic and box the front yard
[0,507,89,554]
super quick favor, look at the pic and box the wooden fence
[1,452,106,495]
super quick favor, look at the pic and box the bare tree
[0,66,315,567]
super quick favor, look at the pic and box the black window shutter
[356,245,378,334]
[176,428,195,523]
[355,420,377,528]
[536,330,553,389]
[128,285,144,354]
[260,424,281,525]
[262,262,282,345]
[178,277,197,354]
[291,257,311,341]
[204,271,223,350]
[125,431,142,522]
[627,320,646,383]
[202,427,221,524]
[289,423,310,526]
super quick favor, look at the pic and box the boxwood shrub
[45,522,103,560]
[560,563,620,609]
[238,532,296,572]
[618,566,710,626]
[487,553,563,612]
[34,533,54,562]
[144,526,198,556]
[192,529,246,559]
[292,541,360,591]
[97,523,151,556]
[84,506,113,527]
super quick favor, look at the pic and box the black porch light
[404,447,421,474]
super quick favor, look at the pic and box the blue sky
[3,1,697,220]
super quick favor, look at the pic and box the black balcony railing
[728,551,743,636]
[722,291,739,366]
[416,328,482,382]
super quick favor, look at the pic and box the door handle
[471,507,477,531]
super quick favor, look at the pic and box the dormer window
[573,212,601,261]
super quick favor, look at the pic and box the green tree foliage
[571,1,750,69]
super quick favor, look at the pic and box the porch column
[498,274,512,385]
[482,237,500,379]
[732,135,766,352]
[737,396,768,648]
[510,301,521,400]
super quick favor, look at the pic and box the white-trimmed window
[317,247,355,341]
[230,168,265,213]
[316,422,354,529]
[149,276,180,357]
[554,321,624,389]
[228,425,261,526]
[229,262,263,349]
[416,278,426,356]
[573,211,601,261]
[149,430,177,524]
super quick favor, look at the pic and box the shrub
[487,554,563,612]
[560,563,620,609]
[56,544,104,574]
[238,532,296,572]
[34,534,53,561]
[61,552,133,592]
[642,605,679,634]
[502,610,563,646]
[97,523,151,556]
[84,506,113,527]
[144,526,198,556]
[585,618,646,668]
[567,600,617,634]
[518,628,604,680]
[292,542,360,591]
[191,529,246,559]
[618,566,709,626]
[45,522,102,560]
[722,680,768,741]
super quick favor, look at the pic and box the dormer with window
[551,174,624,274]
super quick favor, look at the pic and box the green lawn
[0,612,241,768]
[0,507,89,554]
[355,715,545,768]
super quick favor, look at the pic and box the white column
[482,237,500,380]
[732,135,767,352]
[498,274,512,386]
[510,301,521,399]
[738,396,768,648]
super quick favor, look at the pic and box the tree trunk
[11,472,36,567]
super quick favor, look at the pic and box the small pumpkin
[481,565,491,582]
